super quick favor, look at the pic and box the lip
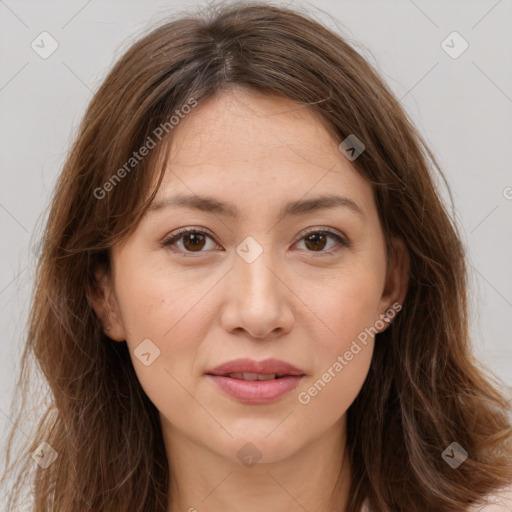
[207,358,305,376]
[206,358,306,404]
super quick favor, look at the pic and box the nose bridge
[221,235,294,338]
[236,238,280,308]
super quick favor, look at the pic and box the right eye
[161,227,220,254]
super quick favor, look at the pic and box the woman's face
[97,88,408,466]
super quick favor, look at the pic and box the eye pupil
[183,232,206,251]
[304,233,327,251]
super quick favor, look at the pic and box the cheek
[113,262,212,398]
[294,262,383,419]
[295,306,376,433]
[115,255,211,343]
[310,261,385,350]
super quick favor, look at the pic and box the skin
[92,87,409,512]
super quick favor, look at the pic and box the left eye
[295,230,347,253]
[162,228,347,255]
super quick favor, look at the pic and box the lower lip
[207,375,304,404]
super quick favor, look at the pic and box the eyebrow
[148,192,365,219]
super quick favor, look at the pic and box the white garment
[360,499,371,512]
[467,484,512,511]
[359,485,512,511]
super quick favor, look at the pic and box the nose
[219,243,295,340]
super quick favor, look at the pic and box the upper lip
[207,358,306,376]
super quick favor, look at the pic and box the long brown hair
[3,2,512,511]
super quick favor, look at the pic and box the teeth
[243,372,260,381]
[254,373,277,381]
[226,372,278,380]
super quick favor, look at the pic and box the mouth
[206,357,306,377]
[205,359,306,404]
[208,372,296,381]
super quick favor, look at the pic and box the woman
[3,2,512,511]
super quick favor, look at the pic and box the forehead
[152,88,376,221]
[168,88,339,167]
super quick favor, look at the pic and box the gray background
[1,0,511,458]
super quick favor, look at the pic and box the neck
[163,417,351,512]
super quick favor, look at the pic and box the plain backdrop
[1,0,511,460]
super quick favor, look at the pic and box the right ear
[90,269,127,342]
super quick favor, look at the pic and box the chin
[214,426,304,466]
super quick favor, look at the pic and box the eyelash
[161,226,349,257]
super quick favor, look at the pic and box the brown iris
[182,232,207,251]
[303,232,328,251]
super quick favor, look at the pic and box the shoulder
[467,484,512,511]
[360,485,512,512]
[360,499,371,512]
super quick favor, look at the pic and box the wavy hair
[3,2,512,511]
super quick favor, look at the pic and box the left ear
[376,235,410,332]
